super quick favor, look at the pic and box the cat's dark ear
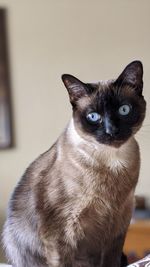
[114,61,143,95]
[62,74,90,104]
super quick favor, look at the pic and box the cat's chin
[106,141,127,148]
[98,137,130,148]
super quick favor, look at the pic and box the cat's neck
[64,118,137,171]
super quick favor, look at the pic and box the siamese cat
[3,61,146,267]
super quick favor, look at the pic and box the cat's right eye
[86,112,102,124]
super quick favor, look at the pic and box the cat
[2,61,146,267]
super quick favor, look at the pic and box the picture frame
[0,8,13,149]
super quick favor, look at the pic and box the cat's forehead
[89,79,115,91]
[98,79,115,89]
[77,80,137,111]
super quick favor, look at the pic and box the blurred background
[0,0,150,264]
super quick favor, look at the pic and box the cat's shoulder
[18,142,58,187]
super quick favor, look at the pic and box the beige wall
[0,0,150,261]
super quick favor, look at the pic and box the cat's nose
[105,124,119,136]
[105,117,119,137]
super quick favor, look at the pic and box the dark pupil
[92,114,95,118]
[123,107,126,112]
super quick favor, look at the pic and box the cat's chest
[59,135,139,248]
[62,158,136,248]
[63,193,128,249]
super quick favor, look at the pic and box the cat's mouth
[96,133,132,147]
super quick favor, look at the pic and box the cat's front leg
[101,234,126,267]
[43,243,61,267]
[43,239,74,267]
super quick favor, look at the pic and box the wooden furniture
[124,220,150,258]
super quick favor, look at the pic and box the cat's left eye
[86,112,102,124]
[119,104,131,116]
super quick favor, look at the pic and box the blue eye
[119,104,131,116]
[87,112,102,123]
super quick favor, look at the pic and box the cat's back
[6,142,58,221]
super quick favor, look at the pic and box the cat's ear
[62,74,90,104]
[114,61,143,95]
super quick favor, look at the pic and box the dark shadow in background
[0,8,14,149]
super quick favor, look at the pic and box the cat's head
[62,61,146,147]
